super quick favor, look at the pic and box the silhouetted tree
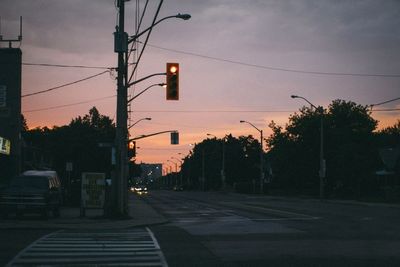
[181,134,261,192]
[23,106,115,182]
[267,99,380,198]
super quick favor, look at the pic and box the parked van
[0,170,62,219]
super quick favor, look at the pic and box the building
[0,48,22,182]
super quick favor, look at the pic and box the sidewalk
[0,193,168,230]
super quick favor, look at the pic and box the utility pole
[114,0,129,216]
[260,129,264,194]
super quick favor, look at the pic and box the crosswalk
[7,228,168,266]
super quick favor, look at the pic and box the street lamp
[127,83,166,103]
[240,120,264,194]
[128,117,151,130]
[171,157,182,169]
[113,1,191,216]
[291,95,325,199]
[168,158,180,188]
[167,159,179,175]
[128,14,191,43]
[172,156,183,187]
[207,133,226,190]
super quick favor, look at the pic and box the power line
[145,42,400,78]
[371,97,400,107]
[22,62,114,70]
[23,95,116,113]
[372,108,400,112]
[21,70,110,98]
[132,109,296,113]
[133,108,400,113]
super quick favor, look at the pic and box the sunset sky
[1,0,399,167]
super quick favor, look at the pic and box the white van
[0,170,62,219]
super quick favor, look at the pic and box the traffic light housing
[171,132,179,145]
[166,63,179,100]
[128,141,136,159]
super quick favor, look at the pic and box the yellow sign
[81,172,105,209]
[0,136,11,155]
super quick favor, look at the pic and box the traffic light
[128,141,136,159]
[171,132,179,145]
[166,63,179,100]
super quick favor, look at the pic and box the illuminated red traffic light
[166,63,179,100]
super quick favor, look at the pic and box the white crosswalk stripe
[7,227,168,266]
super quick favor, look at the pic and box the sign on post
[81,172,106,211]
[0,136,11,155]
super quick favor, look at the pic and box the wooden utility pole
[114,0,128,216]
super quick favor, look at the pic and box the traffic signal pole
[114,0,128,216]
[112,1,189,216]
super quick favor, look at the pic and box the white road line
[7,228,168,267]
[220,201,319,219]
[147,227,169,267]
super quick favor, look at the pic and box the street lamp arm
[129,130,177,142]
[127,117,151,130]
[128,14,191,44]
[240,120,262,133]
[127,83,165,103]
[291,95,318,110]
[127,72,166,88]
[129,16,175,43]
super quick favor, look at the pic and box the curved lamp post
[291,95,325,199]
[127,83,166,103]
[168,158,179,188]
[240,120,264,194]
[128,13,191,43]
[114,2,190,216]
[172,156,183,188]
[128,117,151,130]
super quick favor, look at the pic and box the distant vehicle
[0,170,62,219]
[173,185,184,191]
[134,185,148,195]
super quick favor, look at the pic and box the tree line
[21,100,400,202]
[168,99,399,200]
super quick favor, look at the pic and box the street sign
[0,136,11,155]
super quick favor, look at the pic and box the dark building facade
[0,48,22,182]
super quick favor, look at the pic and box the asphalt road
[0,229,52,266]
[1,191,400,266]
[147,190,400,267]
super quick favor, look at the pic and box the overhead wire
[144,42,400,78]
[23,95,116,113]
[128,0,149,129]
[21,70,110,98]
[22,62,113,70]
[370,96,400,107]
[131,108,400,113]
[128,0,163,84]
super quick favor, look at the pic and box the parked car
[0,170,62,219]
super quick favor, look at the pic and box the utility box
[114,31,128,53]
[0,48,22,182]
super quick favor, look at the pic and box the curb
[0,193,169,230]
